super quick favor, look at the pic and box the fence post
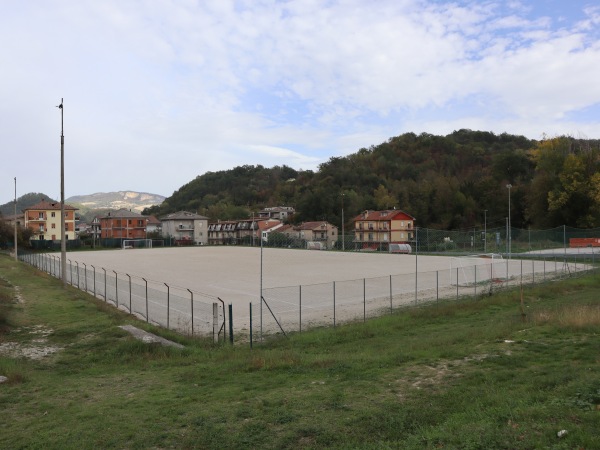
[83,263,87,292]
[113,270,118,308]
[91,265,96,297]
[474,265,477,298]
[389,275,392,313]
[363,278,366,323]
[333,281,336,328]
[456,267,459,299]
[187,289,194,336]
[299,285,302,333]
[76,262,80,289]
[126,274,131,313]
[102,268,107,301]
[436,270,439,302]
[228,304,233,344]
[142,278,148,322]
[212,302,219,343]
[164,283,170,329]
[68,260,72,284]
[249,303,253,349]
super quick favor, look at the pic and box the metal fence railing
[254,252,597,340]
[19,252,226,340]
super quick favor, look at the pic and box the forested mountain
[144,130,600,230]
[0,193,55,217]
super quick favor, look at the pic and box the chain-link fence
[19,252,226,340]
[252,225,599,342]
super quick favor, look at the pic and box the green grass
[1,254,599,449]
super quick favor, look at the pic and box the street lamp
[57,99,67,286]
[506,184,512,259]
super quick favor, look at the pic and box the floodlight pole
[14,177,17,261]
[58,99,67,286]
[506,184,512,259]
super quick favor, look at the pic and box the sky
[1,0,600,205]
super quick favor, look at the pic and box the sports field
[55,246,577,336]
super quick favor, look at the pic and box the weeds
[0,254,599,449]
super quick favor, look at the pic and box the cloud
[1,0,600,204]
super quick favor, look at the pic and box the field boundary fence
[255,251,597,340]
[18,252,226,341]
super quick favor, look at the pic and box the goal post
[122,239,153,249]
[450,253,506,286]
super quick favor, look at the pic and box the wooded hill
[144,130,600,230]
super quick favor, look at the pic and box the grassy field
[1,254,599,449]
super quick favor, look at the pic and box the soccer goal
[449,253,506,286]
[122,239,153,249]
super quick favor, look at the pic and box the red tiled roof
[24,200,78,211]
[353,210,415,221]
[296,221,332,230]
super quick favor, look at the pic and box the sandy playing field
[66,246,465,303]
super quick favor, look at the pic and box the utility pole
[14,177,17,261]
[58,99,67,286]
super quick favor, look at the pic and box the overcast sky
[1,0,600,206]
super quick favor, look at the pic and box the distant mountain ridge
[66,191,165,213]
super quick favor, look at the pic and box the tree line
[140,130,596,230]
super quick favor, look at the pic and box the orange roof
[24,200,78,211]
[353,210,415,221]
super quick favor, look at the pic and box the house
[2,213,24,230]
[278,221,338,249]
[258,219,283,242]
[100,209,147,240]
[353,209,415,251]
[296,221,338,249]
[207,218,283,245]
[23,200,78,242]
[258,206,295,221]
[160,211,208,245]
[208,221,238,245]
[145,215,162,234]
[236,219,259,245]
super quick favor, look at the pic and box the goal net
[449,253,506,286]
[122,239,153,249]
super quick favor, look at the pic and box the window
[51,223,56,229]
[38,212,44,219]
[368,233,374,241]
[383,233,388,241]
[51,212,56,218]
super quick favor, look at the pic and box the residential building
[23,200,78,241]
[146,215,162,234]
[2,213,24,230]
[208,221,238,245]
[160,211,208,245]
[258,219,284,242]
[279,221,338,249]
[207,218,282,245]
[100,209,147,240]
[258,206,295,221]
[353,209,415,250]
